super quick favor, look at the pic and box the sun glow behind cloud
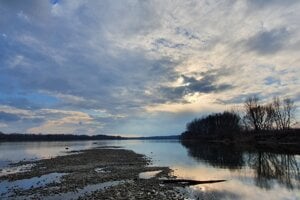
[0,0,299,135]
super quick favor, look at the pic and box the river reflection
[181,142,244,170]
[181,141,300,191]
[248,152,300,190]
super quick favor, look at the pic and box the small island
[181,96,300,151]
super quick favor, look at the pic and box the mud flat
[0,147,185,199]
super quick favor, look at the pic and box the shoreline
[0,146,184,199]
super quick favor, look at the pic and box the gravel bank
[0,147,185,199]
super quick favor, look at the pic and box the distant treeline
[0,132,180,142]
[181,96,299,143]
[0,132,122,142]
[129,135,180,140]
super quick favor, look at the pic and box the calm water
[0,140,299,199]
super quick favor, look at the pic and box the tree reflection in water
[248,152,300,190]
[181,141,300,190]
[181,141,244,170]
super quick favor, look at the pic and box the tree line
[0,132,122,142]
[181,96,298,141]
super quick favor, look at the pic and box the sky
[0,0,299,136]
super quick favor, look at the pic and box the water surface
[0,141,100,168]
[0,140,299,199]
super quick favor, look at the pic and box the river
[0,140,299,199]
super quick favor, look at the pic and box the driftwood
[162,179,226,186]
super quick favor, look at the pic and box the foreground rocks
[79,178,184,200]
[0,147,185,199]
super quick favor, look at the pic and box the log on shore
[162,179,226,186]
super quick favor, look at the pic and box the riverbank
[0,147,184,199]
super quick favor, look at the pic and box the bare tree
[273,97,295,130]
[273,97,282,130]
[243,96,276,131]
[244,96,263,131]
[263,103,275,130]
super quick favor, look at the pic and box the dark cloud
[0,111,21,122]
[182,75,232,93]
[246,28,290,54]
[159,71,233,102]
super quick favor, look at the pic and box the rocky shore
[0,146,185,199]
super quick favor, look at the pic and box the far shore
[0,132,179,142]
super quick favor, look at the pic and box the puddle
[0,172,67,197]
[1,173,127,200]
[0,164,35,177]
[139,170,162,179]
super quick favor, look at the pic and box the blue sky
[0,0,299,136]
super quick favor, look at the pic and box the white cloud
[0,123,8,128]
[27,109,96,134]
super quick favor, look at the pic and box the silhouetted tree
[273,97,295,130]
[243,96,296,132]
[181,95,298,141]
[244,96,267,131]
[183,111,241,140]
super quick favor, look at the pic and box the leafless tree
[273,97,295,130]
[283,98,295,129]
[244,96,296,132]
[243,96,277,131]
[244,96,264,131]
[263,103,275,130]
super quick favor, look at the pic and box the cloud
[245,28,290,54]
[0,1,299,135]
[27,110,95,134]
[158,73,233,103]
[0,111,20,122]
